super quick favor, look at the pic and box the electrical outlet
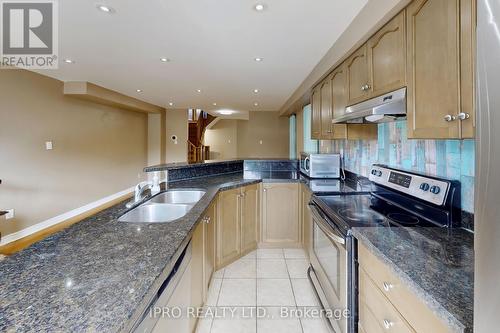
[5,209,14,220]
[45,141,53,150]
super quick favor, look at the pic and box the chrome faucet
[126,172,162,209]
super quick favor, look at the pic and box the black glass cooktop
[313,193,445,233]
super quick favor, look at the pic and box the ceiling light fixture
[254,57,263,62]
[136,89,142,93]
[96,4,114,13]
[160,58,170,62]
[218,110,235,115]
[169,102,174,106]
[254,3,266,12]
[254,102,259,106]
[63,59,75,64]
[253,89,259,93]
[213,103,217,106]
[196,89,202,93]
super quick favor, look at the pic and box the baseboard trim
[0,187,134,248]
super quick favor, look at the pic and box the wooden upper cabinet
[346,44,370,105]
[368,11,407,97]
[311,86,321,139]
[320,77,334,139]
[406,0,475,139]
[330,64,349,139]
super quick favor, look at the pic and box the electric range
[307,165,461,333]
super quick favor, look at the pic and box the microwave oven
[300,153,341,178]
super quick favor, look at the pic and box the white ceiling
[38,0,368,112]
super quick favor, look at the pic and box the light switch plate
[45,141,53,150]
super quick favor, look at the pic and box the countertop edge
[352,228,466,333]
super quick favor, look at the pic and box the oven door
[308,203,348,333]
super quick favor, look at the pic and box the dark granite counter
[352,226,473,333]
[0,170,360,332]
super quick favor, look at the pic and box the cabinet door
[204,200,216,299]
[262,183,300,246]
[320,77,334,139]
[368,11,406,97]
[241,184,259,254]
[331,64,348,139]
[217,188,240,267]
[190,223,204,331]
[311,86,321,139]
[346,44,370,105]
[406,0,461,139]
[301,184,312,257]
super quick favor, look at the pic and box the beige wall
[204,119,238,160]
[164,109,188,163]
[0,70,148,238]
[204,112,289,159]
[237,112,289,158]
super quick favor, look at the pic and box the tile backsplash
[320,121,475,213]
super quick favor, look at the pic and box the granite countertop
[0,173,262,333]
[1,170,353,332]
[144,158,298,172]
[352,226,473,333]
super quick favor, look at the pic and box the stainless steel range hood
[332,87,407,124]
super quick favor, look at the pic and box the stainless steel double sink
[118,190,206,223]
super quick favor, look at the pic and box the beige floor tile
[195,316,213,333]
[257,259,288,279]
[283,248,308,259]
[257,307,302,333]
[285,259,309,279]
[290,279,319,307]
[218,279,256,306]
[300,317,331,333]
[257,279,295,306]
[256,248,284,259]
[224,259,256,279]
[241,250,257,260]
[210,307,257,333]
[213,268,225,279]
[205,278,223,306]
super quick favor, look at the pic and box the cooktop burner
[338,208,384,223]
[387,213,420,226]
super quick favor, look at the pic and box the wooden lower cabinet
[203,200,216,299]
[261,183,300,246]
[216,184,259,268]
[300,184,312,256]
[216,188,241,267]
[190,223,204,331]
[358,243,453,333]
[241,184,259,254]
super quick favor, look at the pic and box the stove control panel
[369,166,450,206]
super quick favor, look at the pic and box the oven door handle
[308,203,345,245]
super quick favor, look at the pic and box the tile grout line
[285,248,306,333]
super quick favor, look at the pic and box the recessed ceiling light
[169,102,174,106]
[136,89,142,93]
[160,58,170,62]
[213,103,217,106]
[63,59,75,64]
[254,3,266,12]
[197,89,202,93]
[254,102,259,106]
[96,4,114,13]
[218,110,235,115]
[253,89,259,93]
[254,57,263,62]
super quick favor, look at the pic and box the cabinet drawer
[359,267,415,333]
[358,243,453,333]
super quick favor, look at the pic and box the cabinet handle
[383,319,394,329]
[383,282,394,292]
[360,85,365,91]
[365,84,371,91]
[457,112,470,120]
[205,216,210,224]
[444,114,456,122]
[327,130,332,133]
